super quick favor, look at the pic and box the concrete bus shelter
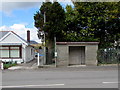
[56,42,99,66]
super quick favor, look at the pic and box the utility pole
[43,11,46,65]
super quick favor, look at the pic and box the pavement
[7,59,56,70]
[7,58,119,70]
[8,59,38,70]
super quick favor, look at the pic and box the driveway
[8,59,37,70]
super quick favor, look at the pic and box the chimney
[27,30,30,43]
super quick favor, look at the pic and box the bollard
[1,62,4,70]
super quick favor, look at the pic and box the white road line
[1,84,65,88]
[103,82,118,84]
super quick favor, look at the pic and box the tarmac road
[2,66,119,88]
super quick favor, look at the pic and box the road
[2,66,119,88]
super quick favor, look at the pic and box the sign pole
[54,36,57,67]
[37,53,40,66]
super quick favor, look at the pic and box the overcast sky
[0,0,73,43]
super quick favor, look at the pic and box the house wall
[56,43,98,66]
[22,46,25,63]
[25,46,35,62]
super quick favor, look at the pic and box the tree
[34,1,65,64]
[64,5,79,41]
[64,3,99,42]
[72,2,120,48]
[34,2,65,44]
[34,2,52,41]
[34,2,120,49]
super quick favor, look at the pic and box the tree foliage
[34,2,120,48]
[69,2,119,48]
[34,2,65,43]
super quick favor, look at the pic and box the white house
[0,30,35,64]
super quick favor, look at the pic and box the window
[0,46,22,58]
[10,47,20,57]
[0,47,9,57]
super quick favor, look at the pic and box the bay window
[0,46,22,58]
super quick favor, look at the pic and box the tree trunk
[46,40,54,64]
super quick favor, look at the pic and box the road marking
[103,82,118,84]
[2,84,65,88]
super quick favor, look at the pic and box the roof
[0,31,9,39]
[0,31,38,47]
[0,31,28,44]
[56,42,99,45]
[0,43,22,45]
[11,31,28,43]
[30,40,38,44]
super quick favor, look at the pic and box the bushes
[3,61,17,69]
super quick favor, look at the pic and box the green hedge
[3,63,17,69]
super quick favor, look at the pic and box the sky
[0,0,73,43]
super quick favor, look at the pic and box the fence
[97,48,120,64]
